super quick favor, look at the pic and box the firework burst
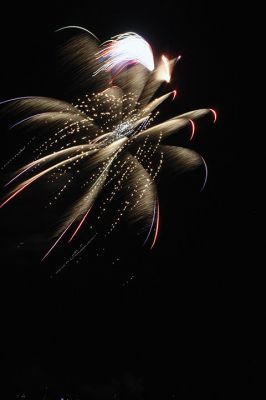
[0,27,216,263]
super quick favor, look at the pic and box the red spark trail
[68,208,91,243]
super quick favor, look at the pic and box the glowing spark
[156,55,175,83]
[1,152,93,208]
[161,55,171,82]
[143,201,157,246]
[55,234,97,275]
[200,156,208,192]
[0,96,35,105]
[55,26,99,40]
[172,90,177,100]
[4,145,95,187]
[41,220,75,262]
[0,176,39,209]
[210,108,217,123]
[71,234,97,259]
[150,199,160,250]
[94,32,154,75]
[68,208,91,243]
[90,132,113,144]
[189,119,196,140]
[4,162,35,187]
[9,113,45,130]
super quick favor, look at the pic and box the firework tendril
[0,27,216,261]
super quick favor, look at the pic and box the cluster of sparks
[0,26,216,264]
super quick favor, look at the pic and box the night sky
[0,1,261,399]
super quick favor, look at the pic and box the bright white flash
[161,55,171,82]
[94,32,154,76]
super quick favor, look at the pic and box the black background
[0,1,261,399]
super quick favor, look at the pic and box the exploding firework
[0,26,216,263]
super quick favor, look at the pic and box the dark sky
[0,1,261,399]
